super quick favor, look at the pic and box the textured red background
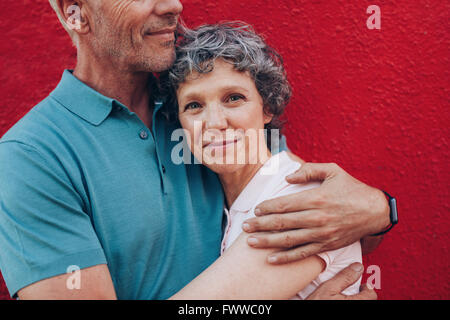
[0,0,448,300]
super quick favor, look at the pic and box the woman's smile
[203,137,241,150]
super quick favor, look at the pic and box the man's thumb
[331,263,364,293]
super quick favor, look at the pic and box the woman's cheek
[194,132,203,159]
[228,104,258,127]
[186,118,203,160]
[179,116,193,151]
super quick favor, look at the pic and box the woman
[162,22,362,299]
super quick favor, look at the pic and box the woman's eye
[184,102,202,110]
[227,94,245,103]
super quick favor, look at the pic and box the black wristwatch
[371,190,398,236]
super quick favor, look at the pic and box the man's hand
[307,263,377,300]
[242,162,390,264]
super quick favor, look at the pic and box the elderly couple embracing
[0,0,395,300]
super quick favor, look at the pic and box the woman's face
[177,59,272,174]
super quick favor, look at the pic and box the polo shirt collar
[50,70,115,126]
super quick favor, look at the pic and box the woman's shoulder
[254,151,322,203]
[259,151,299,179]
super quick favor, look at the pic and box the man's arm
[361,234,385,255]
[0,141,111,298]
[18,264,117,300]
[242,161,390,264]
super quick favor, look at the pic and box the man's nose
[154,0,183,16]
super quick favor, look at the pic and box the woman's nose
[204,105,228,131]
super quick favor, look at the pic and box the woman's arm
[170,232,325,300]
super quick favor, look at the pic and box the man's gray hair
[162,21,292,139]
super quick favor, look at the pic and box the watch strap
[371,190,398,236]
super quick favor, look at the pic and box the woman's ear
[57,0,91,35]
[263,110,274,125]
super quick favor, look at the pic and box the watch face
[390,198,398,224]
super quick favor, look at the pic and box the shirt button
[139,130,149,140]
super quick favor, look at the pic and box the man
[0,0,391,299]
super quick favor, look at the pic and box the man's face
[87,0,183,72]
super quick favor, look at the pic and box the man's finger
[345,283,377,300]
[266,243,324,264]
[285,162,339,184]
[246,229,315,249]
[243,210,321,233]
[324,262,364,293]
[254,189,320,216]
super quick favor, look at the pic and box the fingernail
[254,208,261,215]
[248,237,259,245]
[351,263,364,272]
[268,255,277,263]
[242,223,250,232]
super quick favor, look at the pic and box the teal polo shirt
[0,70,227,299]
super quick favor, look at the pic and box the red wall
[0,0,448,300]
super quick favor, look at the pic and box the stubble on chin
[91,14,178,73]
[131,44,176,73]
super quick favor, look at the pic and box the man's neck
[73,48,153,128]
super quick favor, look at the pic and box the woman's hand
[242,161,390,264]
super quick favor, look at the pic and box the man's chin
[133,49,176,73]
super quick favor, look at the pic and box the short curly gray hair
[161,21,292,144]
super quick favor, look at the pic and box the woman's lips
[203,138,241,150]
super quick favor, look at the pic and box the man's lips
[145,27,176,37]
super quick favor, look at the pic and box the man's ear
[57,0,91,35]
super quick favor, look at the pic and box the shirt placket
[151,102,167,194]
[117,99,167,193]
